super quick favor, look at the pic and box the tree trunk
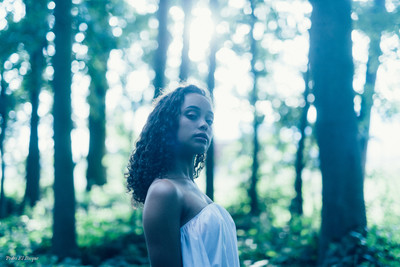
[85,2,114,190]
[179,0,192,82]
[249,116,260,216]
[290,68,311,217]
[52,0,78,258]
[248,0,260,215]
[153,0,170,98]
[22,0,47,210]
[0,68,8,218]
[24,49,42,207]
[359,0,385,176]
[205,0,219,201]
[86,70,107,190]
[205,141,214,200]
[309,0,367,263]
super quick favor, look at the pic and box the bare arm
[143,180,183,267]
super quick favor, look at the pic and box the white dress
[180,203,240,267]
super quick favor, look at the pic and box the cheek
[207,125,213,138]
[176,120,188,141]
[178,118,193,131]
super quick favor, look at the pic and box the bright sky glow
[0,0,25,26]
[189,7,213,62]
[126,69,151,100]
[166,6,184,80]
[125,0,157,14]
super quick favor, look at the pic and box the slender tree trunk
[290,67,311,217]
[86,69,107,190]
[249,116,260,215]
[85,2,114,190]
[309,0,366,263]
[52,0,78,258]
[153,0,170,98]
[248,0,260,215]
[205,0,219,201]
[0,68,8,218]
[24,0,48,205]
[179,0,192,82]
[24,49,42,207]
[359,0,385,176]
[206,141,214,200]
[21,0,47,210]
[207,0,218,100]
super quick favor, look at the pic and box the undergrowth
[0,191,399,266]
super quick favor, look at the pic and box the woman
[126,85,240,267]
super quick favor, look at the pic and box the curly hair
[126,85,211,204]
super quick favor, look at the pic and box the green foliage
[366,225,400,266]
[1,202,399,266]
[76,186,142,247]
[232,205,319,267]
[74,186,149,265]
[0,205,52,263]
[322,226,400,267]
[0,187,149,266]
[232,207,400,267]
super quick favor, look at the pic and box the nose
[199,119,209,131]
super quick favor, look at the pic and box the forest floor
[1,194,399,266]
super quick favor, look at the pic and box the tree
[24,48,43,208]
[205,0,220,201]
[153,0,170,98]
[23,0,48,209]
[0,66,9,219]
[290,67,311,217]
[309,0,367,263]
[84,1,116,190]
[52,0,78,258]
[248,0,261,215]
[179,0,192,82]
[357,0,386,175]
[0,21,20,218]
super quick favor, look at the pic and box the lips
[193,133,209,143]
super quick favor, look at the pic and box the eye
[206,119,214,126]
[186,112,198,120]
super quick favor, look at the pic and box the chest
[178,185,212,227]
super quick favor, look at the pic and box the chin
[177,142,209,156]
[191,144,209,155]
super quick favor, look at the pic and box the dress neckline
[180,202,216,229]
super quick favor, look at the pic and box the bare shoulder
[142,179,184,267]
[146,179,182,204]
[143,179,183,224]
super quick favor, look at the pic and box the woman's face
[176,93,214,155]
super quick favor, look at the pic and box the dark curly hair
[126,85,211,204]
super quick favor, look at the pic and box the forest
[1,0,400,266]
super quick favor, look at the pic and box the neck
[166,152,195,181]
